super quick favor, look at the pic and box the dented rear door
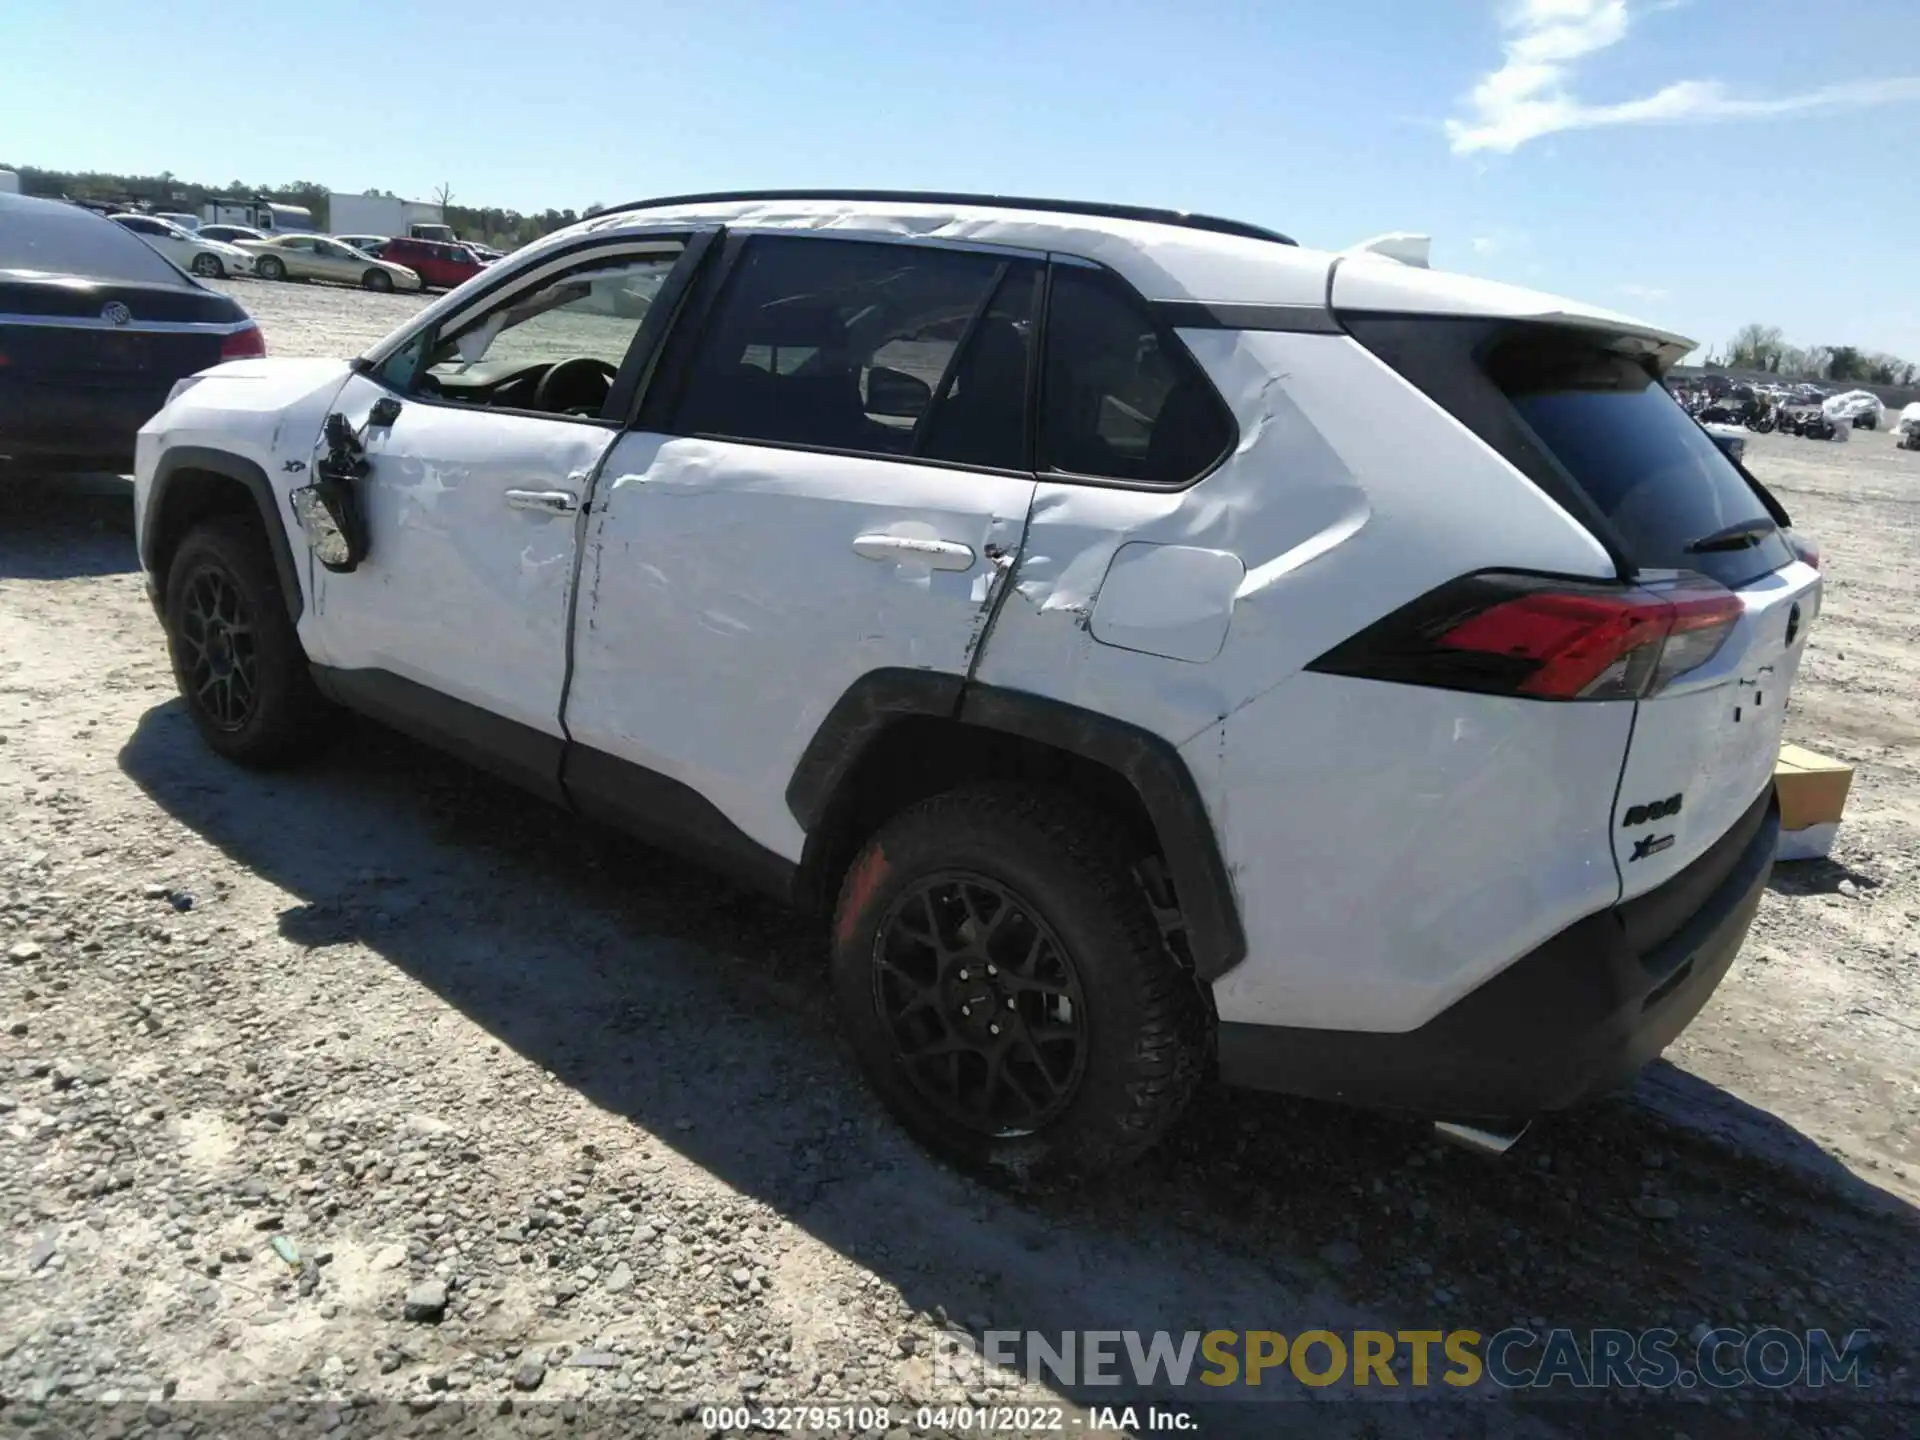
[560,235,1041,864]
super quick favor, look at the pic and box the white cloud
[1448,0,1920,154]
[1617,283,1668,300]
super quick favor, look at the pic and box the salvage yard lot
[1,281,1917,1435]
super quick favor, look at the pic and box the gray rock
[403,1281,448,1323]
[512,1358,546,1392]
[1632,1196,1681,1221]
[565,1349,621,1369]
[605,1262,634,1294]
[27,1234,57,1273]
[7,942,42,964]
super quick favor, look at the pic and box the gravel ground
[0,289,1916,1437]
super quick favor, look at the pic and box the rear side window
[1344,317,1792,588]
[1039,265,1233,485]
[0,199,190,286]
[671,235,1038,469]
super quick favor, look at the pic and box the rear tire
[255,255,285,281]
[831,784,1207,1185]
[162,514,337,768]
[363,269,394,293]
[190,253,224,278]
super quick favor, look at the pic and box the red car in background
[372,237,490,291]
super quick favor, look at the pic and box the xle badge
[1630,834,1676,862]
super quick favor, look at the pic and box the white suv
[133,190,1820,1179]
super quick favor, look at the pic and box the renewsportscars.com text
[934,1326,1877,1395]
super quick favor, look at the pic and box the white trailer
[0,170,20,195]
[326,193,454,243]
[201,197,315,233]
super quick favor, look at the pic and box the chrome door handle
[852,534,975,570]
[504,489,579,515]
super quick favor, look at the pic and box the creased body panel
[564,434,1034,861]
[972,329,1617,748]
[307,374,612,736]
[1189,673,1632,1033]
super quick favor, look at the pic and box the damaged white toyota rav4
[134,190,1820,1179]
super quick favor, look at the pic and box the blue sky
[5,0,1917,360]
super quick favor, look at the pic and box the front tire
[163,515,336,767]
[832,785,1207,1184]
[191,253,224,278]
[363,269,394,292]
[255,255,285,281]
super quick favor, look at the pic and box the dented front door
[562,432,1033,860]
[307,371,614,737]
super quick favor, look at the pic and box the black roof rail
[594,189,1296,247]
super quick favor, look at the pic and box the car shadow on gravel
[1768,855,1882,897]
[118,701,1920,1429]
[0,473,139,580]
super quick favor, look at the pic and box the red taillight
[1309,571,1744,701]
[220,325,266,361]
[1784,530,1820,570]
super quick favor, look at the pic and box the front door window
[379,247,684,420]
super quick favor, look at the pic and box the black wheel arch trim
[146,447,305,624]
[786,669,1247,980]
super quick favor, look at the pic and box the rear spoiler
[1331,254,1696,373]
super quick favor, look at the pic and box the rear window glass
[0,197,190,286]
[1486,333,1790,586]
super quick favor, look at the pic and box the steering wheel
[534,356,619,416]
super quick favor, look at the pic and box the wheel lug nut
[986,965,997,976]
[958,969,969,981]
[989,1024,1000,1035]
[1006,998,1015,1009]
[960,1004,971,1017]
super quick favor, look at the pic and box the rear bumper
[1217,786,1778,1119]
[0,376,171,472]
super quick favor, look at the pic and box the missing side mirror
[290,479,368,572]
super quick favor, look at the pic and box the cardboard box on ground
[1773,743,1855,861]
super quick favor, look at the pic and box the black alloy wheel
[874,873,1089,1137]
[175,563,258,731]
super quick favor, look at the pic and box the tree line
[1720,324,1917,387]
[2,165,594,251]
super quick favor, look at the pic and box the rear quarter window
[1039,265,1234,486]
